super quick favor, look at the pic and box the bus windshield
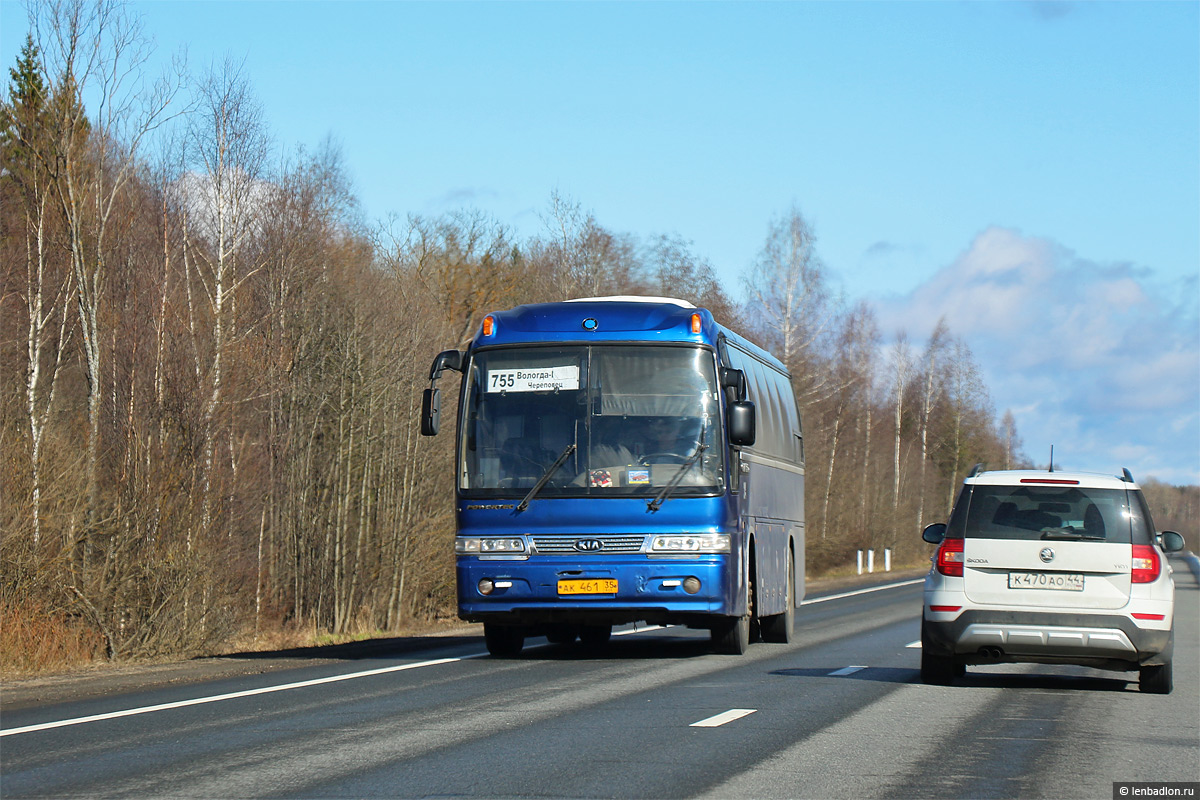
[458,345,724,498]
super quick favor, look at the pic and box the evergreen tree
[0,33,52,183]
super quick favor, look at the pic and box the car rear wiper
[647,430,707,513]
[1040,527,1107,541]
[516,444,576,512]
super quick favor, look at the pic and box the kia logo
[575,539,603,552]
[1039,547,1055,563]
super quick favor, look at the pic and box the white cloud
[874,226,1200,485]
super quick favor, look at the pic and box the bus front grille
[531,535,646,554]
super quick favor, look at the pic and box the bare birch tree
[184,55,268,537]
[942,336,990,513]
[817,303,877,540]
[915,319,949,533]
[999,409,1022,469]
[889,332,913,546]
[31,0,184,540]
[743,205,834,407]
[2,35,75,549]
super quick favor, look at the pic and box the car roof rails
[1121,468,1135,483]
[967,463,985,478]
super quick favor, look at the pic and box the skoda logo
[1039,547,1055,563]
[575,539,603,552]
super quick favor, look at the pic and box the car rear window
[947,484,1146,544]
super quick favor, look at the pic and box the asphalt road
[2,561,1197,799]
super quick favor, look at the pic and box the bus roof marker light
[582,317,598,332]
[691,313,701,334]
[482,315,495,336]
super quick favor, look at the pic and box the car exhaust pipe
[978,646,1004,660]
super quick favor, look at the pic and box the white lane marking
[800,578,923,605]
[3,582,921,739]
[690,708,757,728]
[828,666,867,676]
[6,623,678,738]
[613,624,667,637]
[1,655,479,738]
[906,640,922,649]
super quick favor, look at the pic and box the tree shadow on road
[213,635,485,662]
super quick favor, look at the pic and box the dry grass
[0,599,106,677]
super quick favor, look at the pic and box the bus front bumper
[456,556,739,627]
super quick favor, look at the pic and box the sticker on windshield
[487,366,580,393]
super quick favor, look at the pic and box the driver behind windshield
[638,416,700,461]
[590,416,699,465]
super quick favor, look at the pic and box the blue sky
[2,0,1198,485]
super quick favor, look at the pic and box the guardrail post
[868,549,875,573]
[857,550,863,575]
[885,548,892,572]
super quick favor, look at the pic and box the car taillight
[1131,544,1160,583]
[936,538,965,577]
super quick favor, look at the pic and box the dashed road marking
[828,666,867,676]
[691,708,757,728]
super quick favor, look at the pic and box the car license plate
[1008,572,1084,591]
[558,578,618,595]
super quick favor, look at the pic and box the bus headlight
[650,533,730,553]
[456,537,527,554]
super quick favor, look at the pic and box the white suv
[921,467,1185,693]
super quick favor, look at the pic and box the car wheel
[1139,661,1173,694]
[484,623,525,657]
[920,620,960,685]
[920,648,960,685]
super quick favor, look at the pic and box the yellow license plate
[557,578,618,595]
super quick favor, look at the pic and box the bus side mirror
[728,401,755,446]
[429,349,463,380]
[422,350,463,437]
[421,388,440,436]
[1159,530,1184,553]
[922,523,947,544]
[721,367,747,401]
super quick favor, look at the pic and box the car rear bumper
[923,609,1173,667]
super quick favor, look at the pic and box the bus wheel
[579,624,612,647]
[484,624,525,657]
[545,625,577,645]
[761,550,795,644]
[710,615,750,655]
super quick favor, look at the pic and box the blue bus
[421,297,805,655]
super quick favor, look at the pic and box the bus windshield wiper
[647,435,707,513]
[516,444,576,512]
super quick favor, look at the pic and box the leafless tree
[998,409,1022,469]
[31,0,185,540]
[184,55,268,538]
[888,332,914,546]
[941,336,990,513]
[1,35,75,549]
[915,319,950,532]
[743,205,834,407]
